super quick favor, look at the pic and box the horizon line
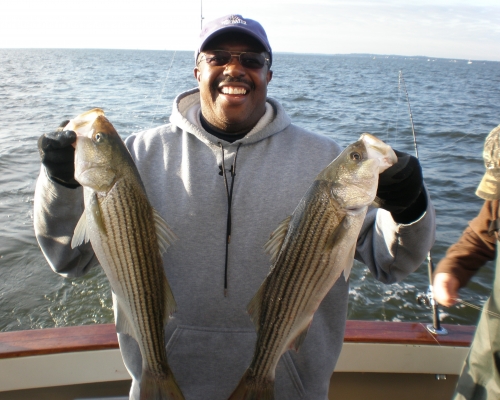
[0,48,497,63]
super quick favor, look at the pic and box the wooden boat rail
[0,320,476,397]
[343,320,474,346]
[0,320,475,360]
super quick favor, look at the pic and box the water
[0,49,499,332]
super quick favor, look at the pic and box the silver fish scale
[251,179,347,381]
[97,178,170,376]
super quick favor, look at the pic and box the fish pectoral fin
[264,215,292,263]
[153,208,178,255]
[163,274,177,323]
[115,299,138,341]
[343,243,356,281]
[71,212,90,248]
[247,281,267,332]
[88,191,107,235]
[323,216,348,254]
[290,321,312,352]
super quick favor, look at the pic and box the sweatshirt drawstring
[219,142,242,297]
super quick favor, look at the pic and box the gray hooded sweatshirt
[34,88,436,400]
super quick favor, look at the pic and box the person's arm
[34,123,97,277]
[355,150,436,283]
[432,200,497,306]
[356,187,435,283]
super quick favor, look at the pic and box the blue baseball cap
[196,14,272,67]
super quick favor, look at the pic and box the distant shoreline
[0,48,497,64]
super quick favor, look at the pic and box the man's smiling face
[194,33,273,135]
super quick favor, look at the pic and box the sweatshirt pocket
[277,352,306,399]
[165,324,305,400]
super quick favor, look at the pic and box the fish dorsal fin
[290,320,312,352]
[343,243,356,281]
[153,208,178,255]
[323,216,348,254]
[264,215,292,263]
[247,281,268,333]
[162,274,177,323]
[71,212,90,248]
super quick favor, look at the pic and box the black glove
[375,149,426,224]
[37,120,80,189]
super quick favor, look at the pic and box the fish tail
[140,364,185,400]
[227,370,274,400]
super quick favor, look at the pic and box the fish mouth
[64,108,104,138]
[360,133,398,173]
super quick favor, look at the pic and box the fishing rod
[399,71,448,335]
[398,72,419,159]
[201,0,204,30]
[150,0,204,128]
[148,51,177,130]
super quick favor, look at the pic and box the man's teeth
[221,87,247,95]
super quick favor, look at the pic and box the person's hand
[432,272,460,307]
[375,149,425,223]
[37,120,80,188]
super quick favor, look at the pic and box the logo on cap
[221,15,247,26]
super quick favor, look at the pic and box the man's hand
[375,149,425,223]
[433,272,460,307]
[38,121,80,189]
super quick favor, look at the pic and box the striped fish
[228,134,397,400]
[68,109,185,400]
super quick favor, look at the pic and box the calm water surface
[0,49,499,331]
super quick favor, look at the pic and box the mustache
[213,77,255,91]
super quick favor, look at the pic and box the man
[35,14,435,400]
[433,124,500,400]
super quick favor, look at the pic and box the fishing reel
[416,288,433,307]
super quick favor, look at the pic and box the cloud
[0,0,499,61]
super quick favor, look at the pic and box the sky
[1,0,499,61]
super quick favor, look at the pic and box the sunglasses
[198,50,270,69]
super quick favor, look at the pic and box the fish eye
[350,152,362,161]
[93,132,104,142]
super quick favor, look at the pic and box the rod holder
[426,254,448,335]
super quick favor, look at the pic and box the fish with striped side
[228,134,397,400]
[68,109,185,400]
